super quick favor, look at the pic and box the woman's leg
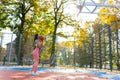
[32,51,39,72]
[32,59,39,72]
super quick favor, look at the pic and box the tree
[0,0,47,65]
[0,0,82,65]
[0,2,10,30]
[98,0,119,25]
[49,0,80,66]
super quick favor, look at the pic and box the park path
[0,70,109,80]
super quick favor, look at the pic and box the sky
[57,0,98,42]
[64,0,98,21]
[0,29,16,48]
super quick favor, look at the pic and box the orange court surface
[0,70,109,80]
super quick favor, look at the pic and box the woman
[33,34,38,49]
[29,34,44,76]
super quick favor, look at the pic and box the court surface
[0,69,109,80]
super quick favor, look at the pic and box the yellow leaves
[40,53,50,60]
[76,39,83,47]
[30,22,52,35]
[72,27,89,47]
[73,27,88,38]
[32,0,40,7]
[98,7,118,25]
[84,21,89,29]
[61,41,74,48]
[111,21,120,31]
[25,13,32,20]
[106,0,115,4]
[32,23,39,29]
[98,0,119,25]
[40,20,46,26]
[60,26,90,48]
[94,18,99,23]
[92,17,105,34]
[32,1,42,15]
[99,7,109,13]
[0,5,3,8]
[43,39,46,45]
[80,29,88,37]
[33,7,41,15]
[72,29,79,36]
[117,22,120,29]
[109,15,118,23]
[98,8,109,21]
[44,1,53,9]
[25,23,40,33]
[111,8,118,13]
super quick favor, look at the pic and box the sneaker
[29,71,34,75]
[32,72,39,76]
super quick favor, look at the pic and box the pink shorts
[33,47,39,61]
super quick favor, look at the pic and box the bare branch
[24,6,32,14]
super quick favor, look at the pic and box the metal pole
[108,26,113,71]
[91,37,94,68]
[8,33,13,65]
[0,33,3,61]
[99,32,102,69]
[103,28,107,69]
[74,36,76,68]
[18,34,22,65]
[115,23,120,70]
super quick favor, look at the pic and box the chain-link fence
[0,23,120,71]
[55,24,120,71]
[0,33,35,66]
[92,23,120,70]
